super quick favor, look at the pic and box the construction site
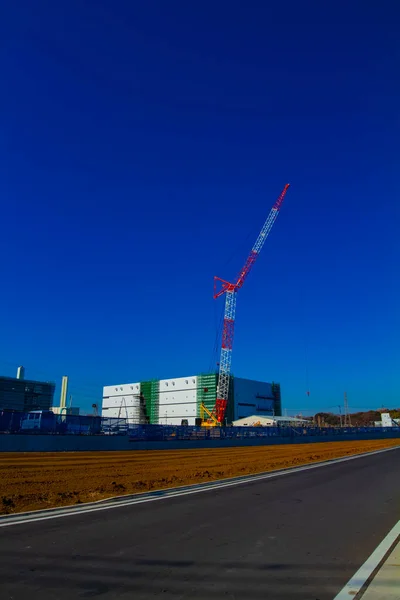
[1,184,399,515]
[1,183,399,517]
[102,375,282,426]
[100,185,291,429]
[3,8,397,599]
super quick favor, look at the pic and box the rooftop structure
[0,369,55,412]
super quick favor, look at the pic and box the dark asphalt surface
[1,449,399,600]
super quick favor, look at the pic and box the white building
[101,374,282,426]
[157,376,198,425]
[102,382,145,425]
[232,415,310,427]
[377,413,400,427]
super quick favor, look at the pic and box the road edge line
[333,520,400,599]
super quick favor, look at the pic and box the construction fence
[1,411,399,441]
[127,424,400,442]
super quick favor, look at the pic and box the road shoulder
[334,520,400,599]
[361,538,400,599]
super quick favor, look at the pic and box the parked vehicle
[20,411,56,432]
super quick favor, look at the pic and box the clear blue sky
[1,1,399,415]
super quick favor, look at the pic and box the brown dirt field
[1,438,399,515]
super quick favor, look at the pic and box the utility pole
[338,405,343,428]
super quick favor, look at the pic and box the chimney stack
[16,366,25,380]
[60,376,68,409]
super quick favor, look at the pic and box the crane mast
[213,184,290,424]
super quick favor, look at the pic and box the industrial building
[374,413,400,427]
[0,367,55,412]
[102,374,281,426]
[232,415,310,427]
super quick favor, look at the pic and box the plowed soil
[1,438,399,515]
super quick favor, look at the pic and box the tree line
[312,408,400,427]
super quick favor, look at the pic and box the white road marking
[360,537,400,599]
[333,519,400,599]
[0,446,399,529]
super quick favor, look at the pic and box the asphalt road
[1,449,399,600]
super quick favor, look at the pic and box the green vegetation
[314,408,400,427]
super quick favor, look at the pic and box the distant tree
[314,412,340,426]
[350,410,380,426]
[312,408,400,427]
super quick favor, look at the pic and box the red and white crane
[212,184,290,424]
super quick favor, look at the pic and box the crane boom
[212,184,290,424]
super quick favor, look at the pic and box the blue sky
[1,1,399,414]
